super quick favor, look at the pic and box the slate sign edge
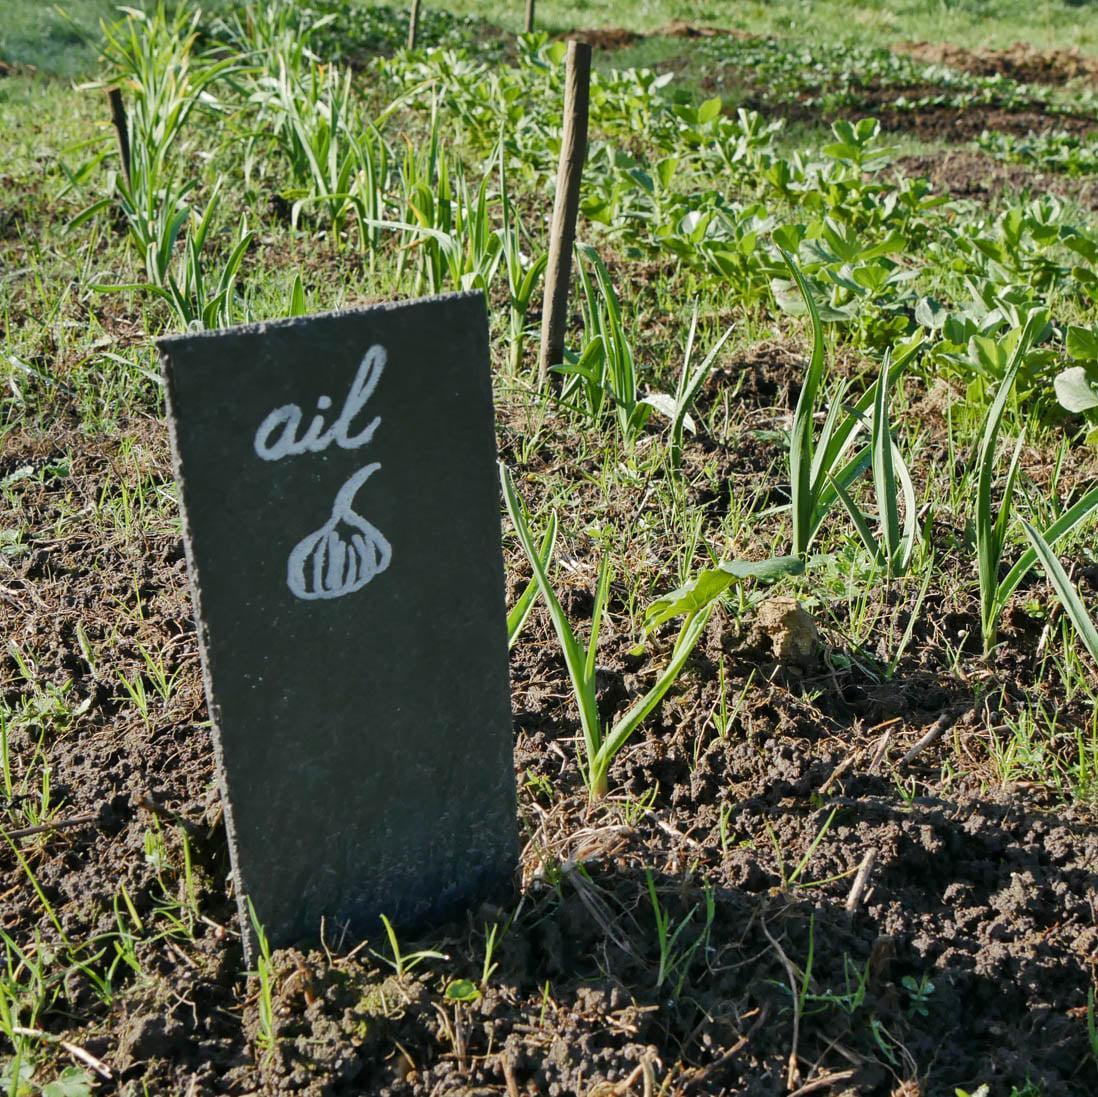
[157,290,516,956]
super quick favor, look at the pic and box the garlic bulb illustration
[287,463,392,600]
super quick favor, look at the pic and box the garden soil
[3,356,1097,1094]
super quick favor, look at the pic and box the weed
[246,898,276,1057]
[373,915,447,980]
[645,870,715,998]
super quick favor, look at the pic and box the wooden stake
[407,0,421,49]
[537,40,591,388]
[524,0,535,33]
[107,86,131,186]
[844,848,877,913]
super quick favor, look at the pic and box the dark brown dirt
[4,327,1098,1094]
[895,148,1098,210]
[570,23,747,51]
[737,87,1098,142]
[866,99,1098,142]
[896,41,1098,89]
[575,27,642,51]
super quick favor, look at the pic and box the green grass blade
[830,474,879,559]
[872,351,901,562]
[585,556,613,690]
[976,311,1042,650]
[594,607,712,796]
[997,486,1098,609]
[500,465,601,769]
[811,443,872,544]
[892,439,918,575]
[507,511,558,649]
[780,248,825,556]
[672,314,733,472]
[1021,521,1098,663]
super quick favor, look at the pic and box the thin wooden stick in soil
[899,704,969,767]
[107,87,131,186]
[407,0,421,49]
[3,813,99,841]
[524,0,535,33]
[844,848,877,913]
[13,1027,112,1080]
[538,40,592,387]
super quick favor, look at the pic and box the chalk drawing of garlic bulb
[287,463,392,600]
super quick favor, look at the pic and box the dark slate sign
[159,292,517,950]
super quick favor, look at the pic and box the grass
[410,0,1098,52]
[2,0,1098,1093]
[5,0,1097,78]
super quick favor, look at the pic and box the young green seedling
[558,247,650,446]
[246,898,275,1058]
[642,304,734,475]
[501,464,710,800]
[1021,521,1098,665]
[780,248,922,558]
[831,348,918,576]
[973,309,1098,652]
[500,144,548,374]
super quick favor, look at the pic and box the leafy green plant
[446,920,503,1003]
[364,152,503,296]
[92,183,253,331]
[975,315,1037,655]
[499,147,547,373]
[901,973,935,1018]
[99,3,233,184]
[644,556,805,633]
[643,305,734,474]
[215,0,336,71]
[248,57,389,251]
[501,465,711,800]
[979,128,1098,178]
[41,1067,93,1097]
[558,246,650,446]
[1054,323,1098,443]
[68,4,239,315]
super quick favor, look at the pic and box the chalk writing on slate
[159,293,517,951]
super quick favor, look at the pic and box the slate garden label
[159,292,517,950]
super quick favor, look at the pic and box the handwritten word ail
[254,344,385,461]
[251,345,392,601]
